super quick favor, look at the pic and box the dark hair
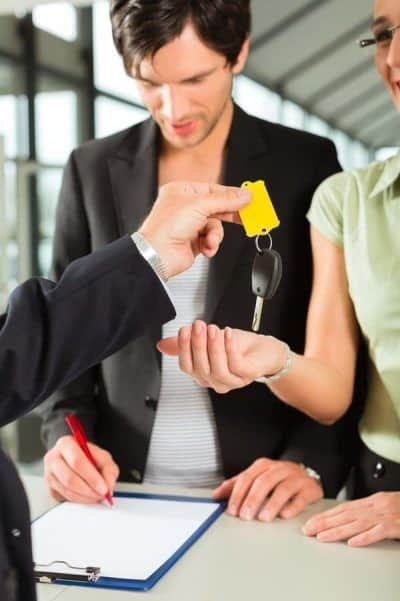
[110,0,251,74]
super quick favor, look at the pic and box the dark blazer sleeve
[278,140,365,497]
[40,152,107,446]
[0,235,175,427]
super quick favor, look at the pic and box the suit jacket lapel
[108,118,162,355]
[204,105,271,323]
[108,118,159,237]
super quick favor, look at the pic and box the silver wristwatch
[131,231,168,283]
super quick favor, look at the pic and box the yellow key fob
[239,180,280,237]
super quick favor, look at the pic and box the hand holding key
[157,321,288,394]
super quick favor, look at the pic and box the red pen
[65,413,114,506]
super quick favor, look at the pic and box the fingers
[280,485,321,520]
[256,470,321,522]
[139,182,249,280]
[201,184,251,217]
[221,460,323,523]
[224,459,273,518]
[302,499,366,535]
[44,454,103,503]
[238,465,299,521]
[191,321,211,386]
[306,496,372,523]
[177,325,194,375]
[89,442,119,493]
[161,323,256,392]
[158,327,193,368]
[208,326,245,391]
[46,472,102,504]
[43,436,116,504]
[212,477,237,500]
[178,181,250,218]
[348,523,388,547]
[61,440,111,497]
[303,506,366,540]
[184,322,245,392]
[316,520,369,543]
[183,182,247,225]
[303,493,400,546]
[279,494,310,520]
[157,336,179,356]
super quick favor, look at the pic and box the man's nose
[160,86,191,122]
[387,28,400,70]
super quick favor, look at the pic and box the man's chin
[163,130,208,150]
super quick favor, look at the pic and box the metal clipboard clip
[34,560,101,584]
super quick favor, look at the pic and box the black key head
[251,249,282,300]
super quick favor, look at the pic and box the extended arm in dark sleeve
[0,236,175,427]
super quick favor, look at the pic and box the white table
[23,475,399,601]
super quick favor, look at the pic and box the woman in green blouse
[159,0,400,547]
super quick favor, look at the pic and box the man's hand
[43,435,119,504]
[157,321,286,392]
[139,182,250,279]
[303,492,400,547]
[213,458,323,521]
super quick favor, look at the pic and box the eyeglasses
[358,23,400,48]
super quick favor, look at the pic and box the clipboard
[32,491,225,591]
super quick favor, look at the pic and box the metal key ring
[255,232,272,253]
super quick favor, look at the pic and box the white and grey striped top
[144,254,223,488]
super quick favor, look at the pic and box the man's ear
[232,37,250,75]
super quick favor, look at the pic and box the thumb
[202,185,251,218]
[212,477,236,499]
[199,218,224,258]
[157,336,179,356]
[213,211,244,225]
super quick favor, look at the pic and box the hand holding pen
[43,416,119,505]
[65,414,115,506]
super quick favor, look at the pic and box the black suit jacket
[0,236,174,601]
[41,105,363,497]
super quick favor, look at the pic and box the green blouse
[307,154,400,462]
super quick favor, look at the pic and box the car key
[251,248,282,332]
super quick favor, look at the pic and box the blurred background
[0,0,398,469]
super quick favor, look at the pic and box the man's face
[373,0,400,110]
[131,23,248,149]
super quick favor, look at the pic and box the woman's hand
[303,492,400,547]
[157,320,287,393]
[213,458,323,521]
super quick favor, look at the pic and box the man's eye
[142,81,159,88]
[186,78,204,85]
[375,29,392,45]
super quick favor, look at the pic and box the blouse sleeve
[307,172,346,247]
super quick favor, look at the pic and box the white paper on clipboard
[32,494,219,581]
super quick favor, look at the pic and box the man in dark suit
[41,0,362,517]
[0,180,249,601]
